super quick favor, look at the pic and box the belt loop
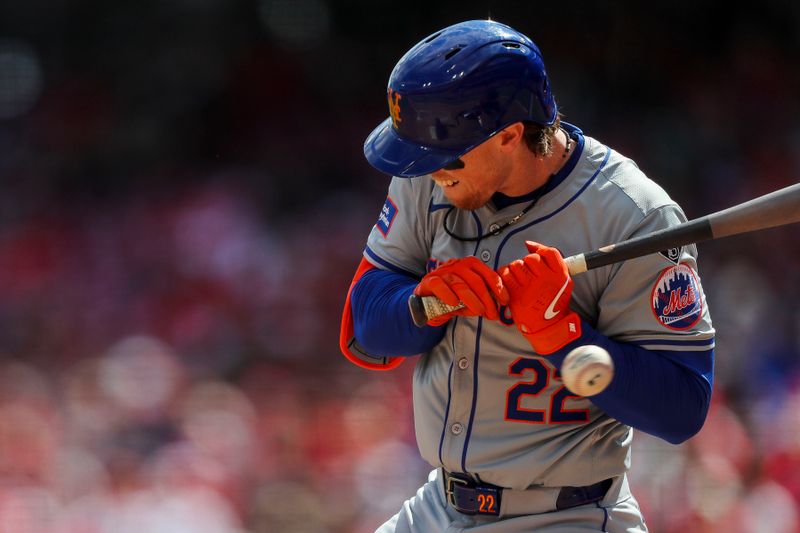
[555,478,613,510]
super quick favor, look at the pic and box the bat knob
[408,294,429,328]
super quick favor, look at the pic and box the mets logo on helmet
[650,263,703,330]
[388,89,402,129]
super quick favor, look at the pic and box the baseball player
[340,20,714,532]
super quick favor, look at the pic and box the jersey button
[488,223,501,235]
[451,423,464,435]
[457,357,469,370]
[480,250,492,262]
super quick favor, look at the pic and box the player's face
[430,137,511,210]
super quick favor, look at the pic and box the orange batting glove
[414,256,510,326]
[499,241,582,354]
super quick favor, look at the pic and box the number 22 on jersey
[505,357,590,424]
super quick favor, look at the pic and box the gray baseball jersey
[353,129,714,490]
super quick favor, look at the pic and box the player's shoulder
[387,174,439,206]
[584,136,679,219]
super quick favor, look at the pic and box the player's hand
[414,256,510,326]
[499,241,581,354]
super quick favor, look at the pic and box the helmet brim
[364,118,464,178]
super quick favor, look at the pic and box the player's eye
[442,158,465,171]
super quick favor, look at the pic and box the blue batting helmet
[364,20,557,178]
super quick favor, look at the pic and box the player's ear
[496,122,525,152]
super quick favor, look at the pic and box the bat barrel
[708,182,800,238]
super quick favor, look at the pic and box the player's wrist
[519,310,582,355]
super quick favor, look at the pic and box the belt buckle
[444,473,501,516]
[445,475,470,508]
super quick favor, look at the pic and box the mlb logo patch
[650,263,703,330]
[376,196,398,237]
[659,246,682,264]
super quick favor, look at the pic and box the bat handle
[408,253,585,327]
[408,294,464,327]
[564,253,587,276]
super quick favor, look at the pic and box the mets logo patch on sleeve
[651,263,703,330]
[376,196,398,237]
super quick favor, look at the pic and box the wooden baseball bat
[409,182,800,327]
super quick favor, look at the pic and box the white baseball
[561,345,614,397]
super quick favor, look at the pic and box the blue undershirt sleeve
[547,321,714,444]
[351,267,447,356]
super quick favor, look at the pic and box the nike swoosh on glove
[414,256,510,326]
[499,241,581,354]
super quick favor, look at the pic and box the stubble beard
[440,164,503,211]
[447,191,490,211]
[442,179,494,211]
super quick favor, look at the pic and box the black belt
[443,470,612,516]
